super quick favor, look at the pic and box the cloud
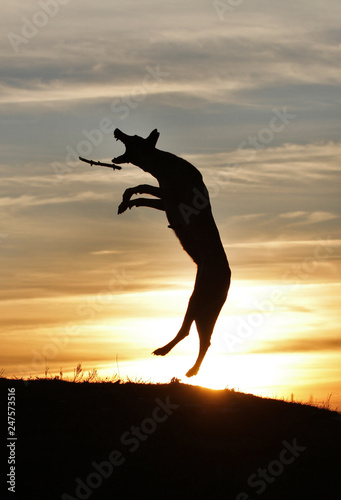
[2,0,341,117]
[250,337,341,354]
[0,191,109,208]
[0,139,339,307]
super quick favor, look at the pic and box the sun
[187,352,296,396]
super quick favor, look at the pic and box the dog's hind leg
[152,294,196,356]
[185,309,215,377]
[185,266,230,377]
[152,262,206,357]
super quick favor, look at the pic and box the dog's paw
[152,347,169,356]
[118,201,134,214]
[117,202,127,215]
[185,367,198,378]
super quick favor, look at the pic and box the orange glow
[2,278,341,411]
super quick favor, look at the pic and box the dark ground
[0,378,340,500]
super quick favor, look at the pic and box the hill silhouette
[0,378,340,499]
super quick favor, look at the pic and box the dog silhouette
[114,129,231,377]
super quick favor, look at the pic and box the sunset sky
[1,0,340,408]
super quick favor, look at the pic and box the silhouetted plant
[86,368,98,382]
[73,363,83,382]
[44,357,50,378]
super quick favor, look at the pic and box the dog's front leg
[118,197,165,214]
[118,184,162,214]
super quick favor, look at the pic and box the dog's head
[112,129,160,167]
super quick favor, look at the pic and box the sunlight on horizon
[53,351,341,411]
[2,280,340,411]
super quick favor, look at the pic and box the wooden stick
[79,156,122,170]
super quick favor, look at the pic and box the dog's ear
[146,129,160,148]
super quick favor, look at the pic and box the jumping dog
[114,129,231,377]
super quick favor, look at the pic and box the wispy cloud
[0,191,110,208]
[250,337,341,354]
